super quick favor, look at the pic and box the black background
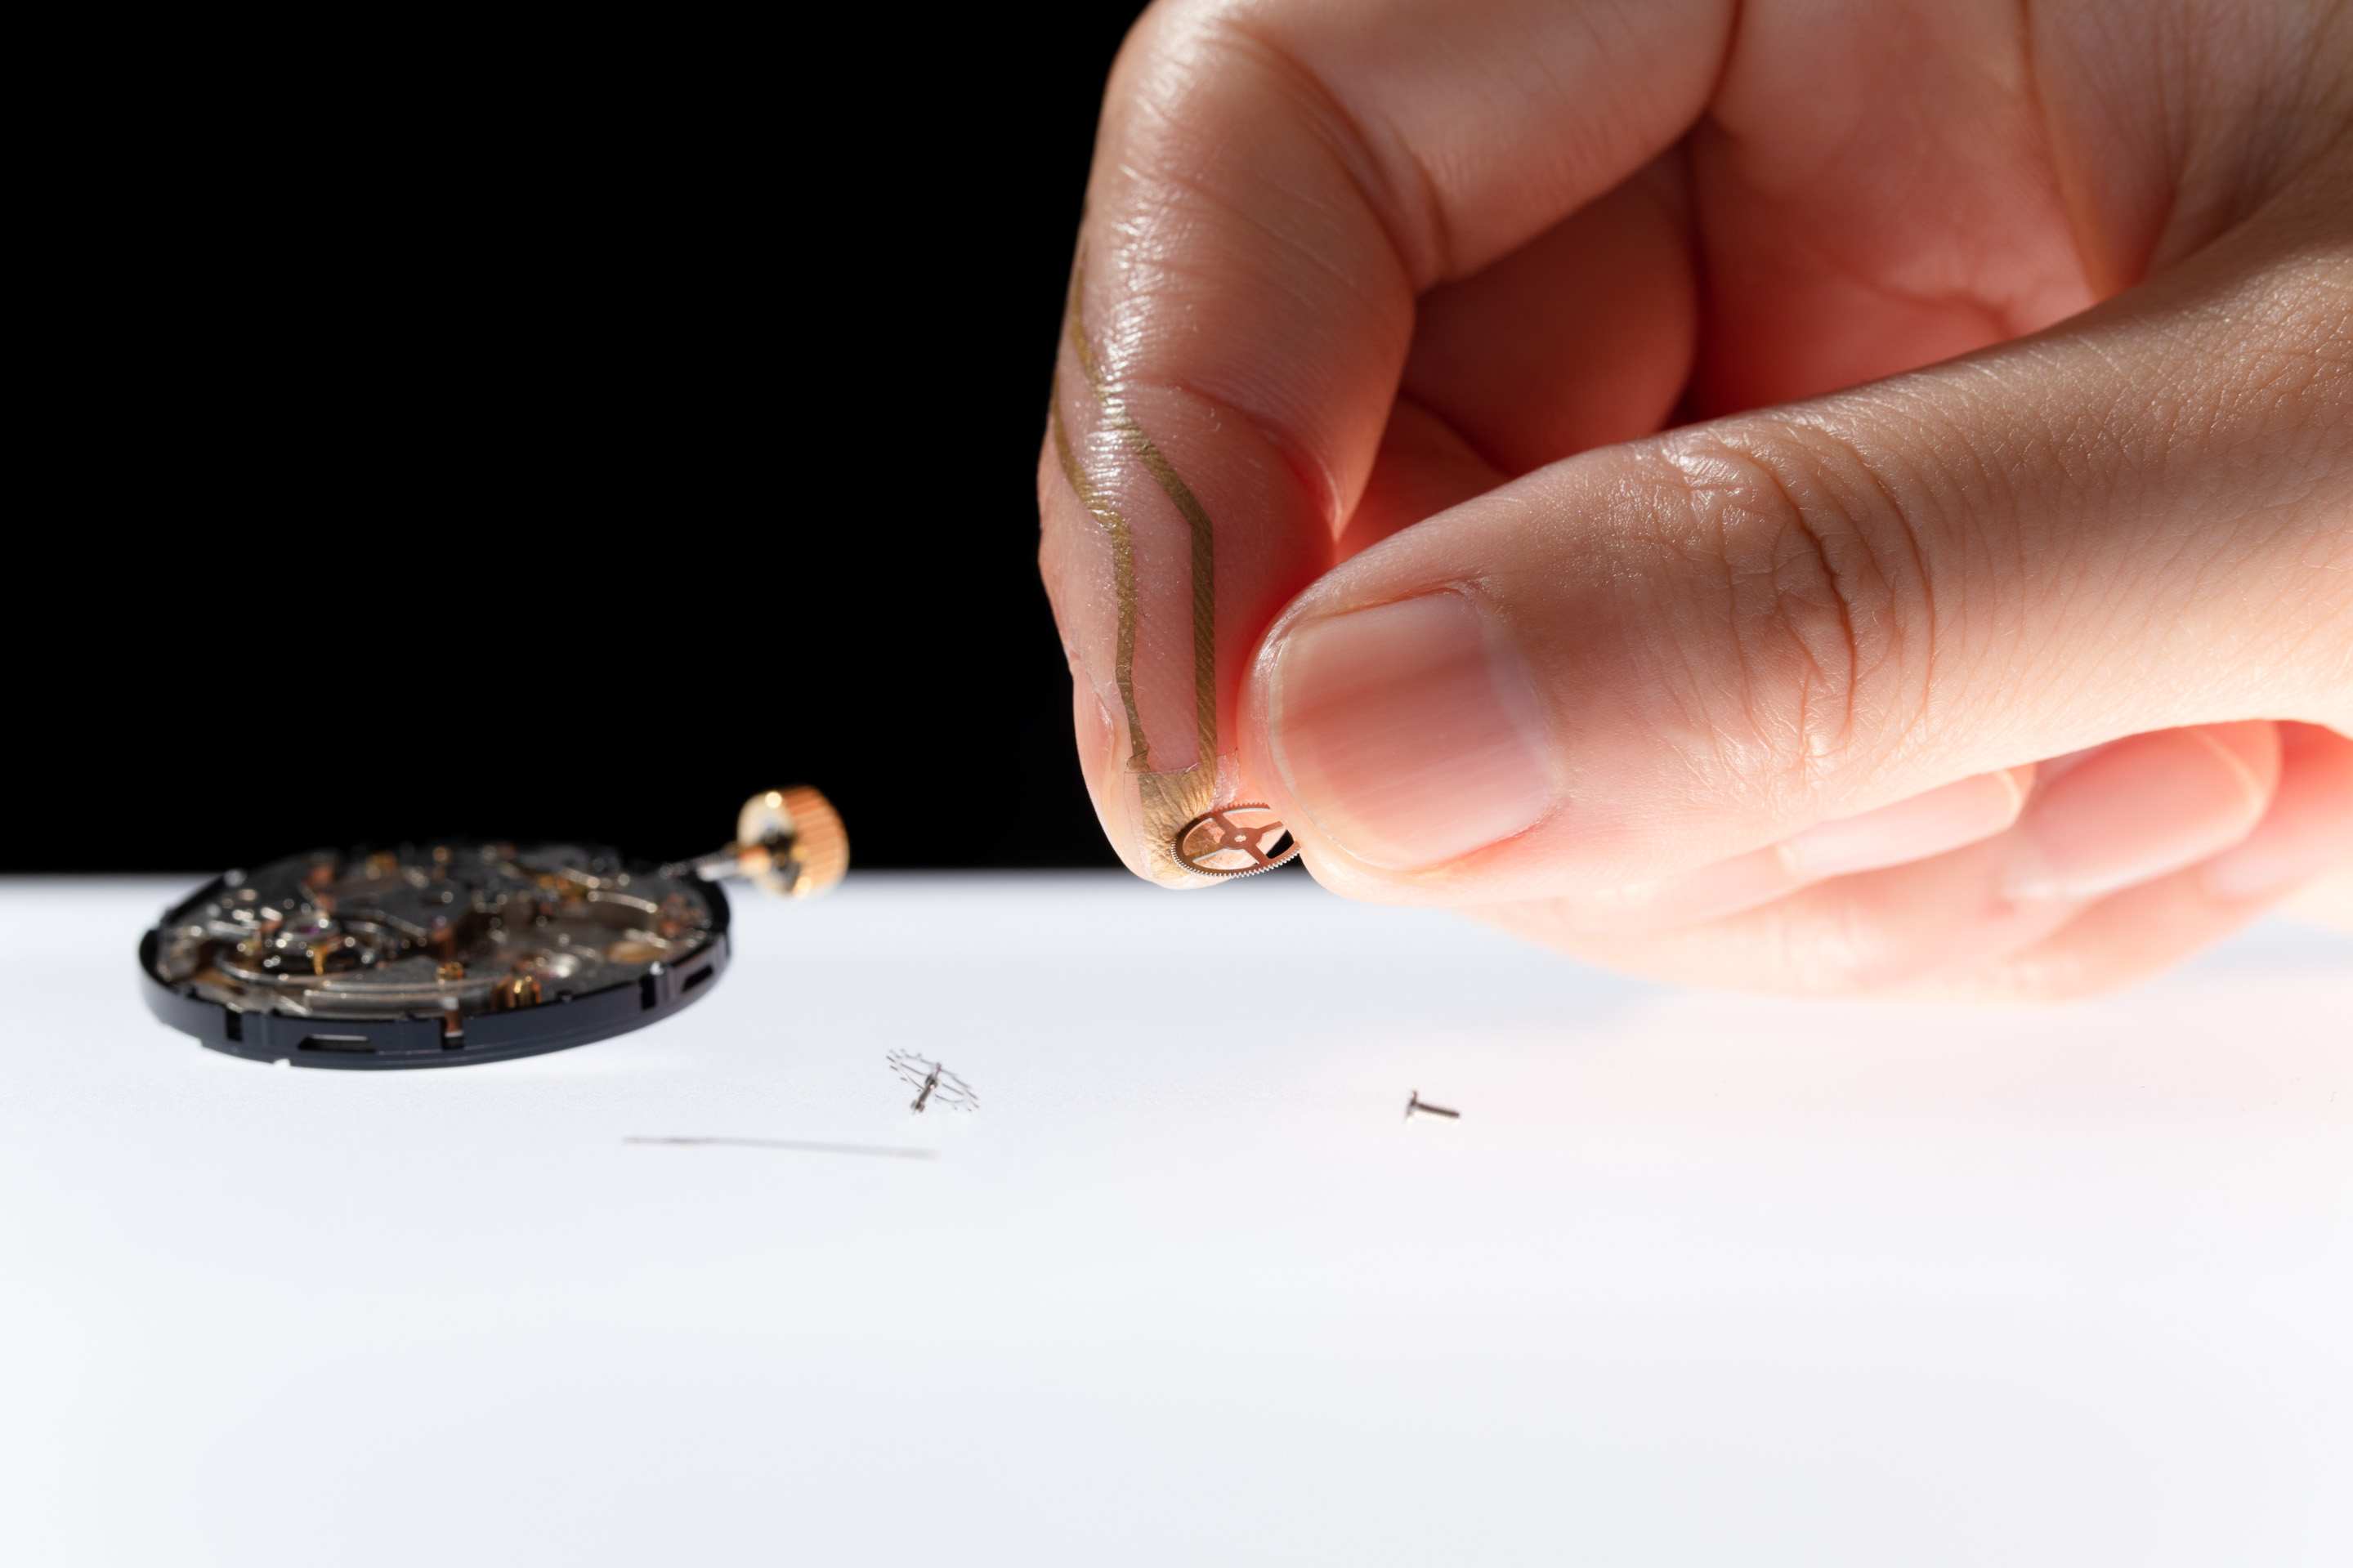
[16,4,1156,873]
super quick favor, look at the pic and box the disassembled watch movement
[138,787,847,1070]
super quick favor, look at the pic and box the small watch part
[1174,805,1299,877]
[150,842,722,1019]
[138,787,848,1070]
[887,1050,977,1113]
[665,785,849,898]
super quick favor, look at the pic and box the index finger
[1039,0,1729,883]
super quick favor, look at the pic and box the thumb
[1241,163,2351,905]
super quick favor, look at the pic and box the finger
[1241,156,2352,905]
[1483,721,2353,1000]
[2006,721,2283,902]
[1530,766,2034,934]
[1914,721,2353,994]
[2196,722,2353,905]
[1912,869,2275,1002]
[1039,0,1730,882]
[1334,399,1504,562]
[1393,167,1695,479]
[1477,723,2288,994]
[1474,813,2091,998]
[1336,167,1693,561]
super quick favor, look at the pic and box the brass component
[1067,264,1217,773]
[1174,806,1298,878]
[494,972,542,1011]
[1138,766,1220,881]
[666,787,849,898]
[436,961,464,982]
[739,787,849,897]
[1050,393,1147,771]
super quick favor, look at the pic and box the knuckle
[1645,424,1941,802]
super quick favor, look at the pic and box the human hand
[1037,0,2353,997]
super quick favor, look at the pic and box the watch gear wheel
[1174,806,1299,877]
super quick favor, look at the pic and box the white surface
[2,873,2349,1567]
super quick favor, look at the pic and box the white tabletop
[2,873,2347,1566]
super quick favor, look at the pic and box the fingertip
[1910,864,2277,1003]
[2196,721,2353,903]
[1068,674,1152,884]
[2002,724,2281,903]
[2184,719,2284,810]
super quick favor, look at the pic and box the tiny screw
[1404,1091,1460,1121]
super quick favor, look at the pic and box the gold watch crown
[664,786,850,897]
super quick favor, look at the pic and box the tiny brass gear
[1174,806,1300,878]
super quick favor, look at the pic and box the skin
[1038,0,2353,998]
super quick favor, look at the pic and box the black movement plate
[137,873,732,1070]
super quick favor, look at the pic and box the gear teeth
[776,785,849,896]
[1174,805,1299,878]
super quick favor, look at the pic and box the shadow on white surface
[1,873,2347,1566]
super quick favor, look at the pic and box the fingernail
[2004,726,2274,902]
[2199,726,2353,900]
[1268,592,1551,870]
[1781,768,2032,878]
